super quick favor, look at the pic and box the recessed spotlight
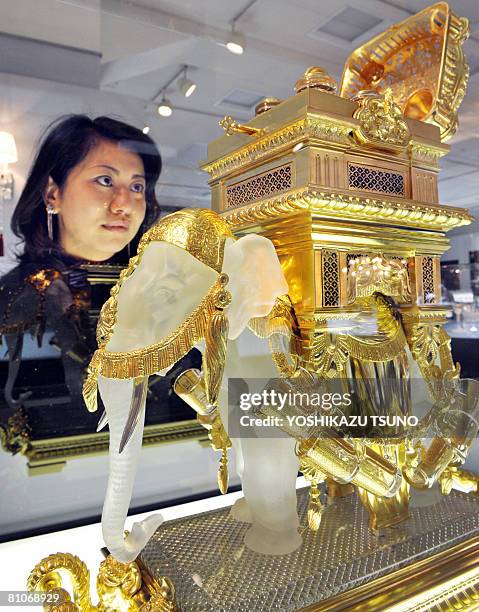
[142,126,150,134]
[158,99,173,117]
[226,30,245,55]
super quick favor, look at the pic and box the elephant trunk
[98,377,163,564]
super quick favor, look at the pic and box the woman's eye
[96,175,113,187]
[131,183,145,193]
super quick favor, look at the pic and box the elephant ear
[222,235,289,340]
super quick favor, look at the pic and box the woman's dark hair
[11,115,162,263]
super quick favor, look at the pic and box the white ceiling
[1,0,479,223]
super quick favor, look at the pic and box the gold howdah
[201,3,472,531]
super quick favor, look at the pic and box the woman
[13,114,161,264]
[0,115,162,416]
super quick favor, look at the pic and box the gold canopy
[340,2,469,141]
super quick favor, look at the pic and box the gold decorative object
[220,188,471,231]
[405,319,460,398]
[174,368,232,494]
[356,441,411,530]
[340,2,469,141]
[27,552,178,611]
[218,115,265,137]
[347,255,411,303]
[173,368,213,417]
[439,466,479,495]
[0,407,30,455]
[254,97,282,115]
[352,89,411,152]
[294,66,338,94]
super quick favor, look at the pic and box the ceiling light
[178,66,196,98]
[158,99,173,117]
[142,126,150,134]
[179,78,196,98]
[226,30,245,55]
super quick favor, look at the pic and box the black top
[0,253,200,440]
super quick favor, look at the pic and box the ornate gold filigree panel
[225,163,293,209]
[321,250,340,307]
[203,115,354,184]
[421,256,436,303]
[348,163,405,197]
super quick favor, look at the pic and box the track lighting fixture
[178,66,196,98]
[158,98,173,117]
[226,29,245,55]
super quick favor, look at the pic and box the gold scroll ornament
[27,552,178,611]
[341,2,469,141]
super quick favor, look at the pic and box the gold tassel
[204,275,230,408]
[82,349,102,413]
[218,447,229,494]
[208,414,232,495]
[307,481,323,531]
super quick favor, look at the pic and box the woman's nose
[109,186,132,214]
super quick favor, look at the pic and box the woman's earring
[46,203,57,240]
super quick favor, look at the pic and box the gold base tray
[138,487,479,611]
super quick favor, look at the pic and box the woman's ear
[223,234,289,340]
[43,176,61,212]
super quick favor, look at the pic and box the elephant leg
[218,392,252,523]
[241,436,302,555]
[98,376,163,563]
[228,436,253,523]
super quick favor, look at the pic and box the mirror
[0,261,204,475]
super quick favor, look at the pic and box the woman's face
[49,139,147,261]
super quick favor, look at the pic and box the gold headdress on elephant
[82,208,234,415]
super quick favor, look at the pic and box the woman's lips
[102,223,129,232]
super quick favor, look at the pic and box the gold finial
[294,66,337,94]
[255,97,282,115]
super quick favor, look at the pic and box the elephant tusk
[119,376,149,454]
[96,409,108,432]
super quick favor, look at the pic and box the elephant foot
[244,524,302,555]
[230,497,252,523]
